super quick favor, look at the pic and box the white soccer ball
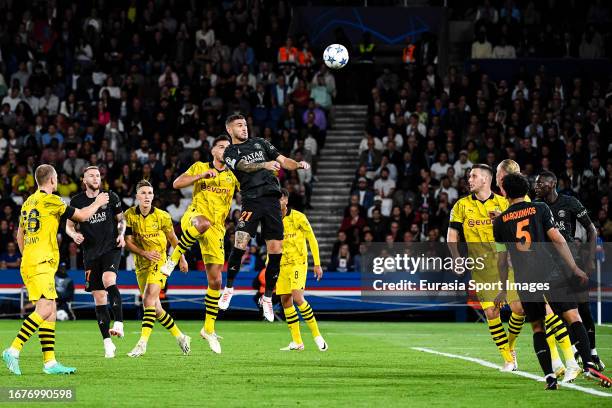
[57,309,69,321]
[323,44,349,69]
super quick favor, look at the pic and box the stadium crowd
[331,0,612,271]
[0,0,330,271]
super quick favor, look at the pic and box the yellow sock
[158,311,181,338]
[171,225,201,263]
[11,311,44,351]
[488,317,512,363]
[140,307,156,341]
[204,289,220,334]
[298,301,321,338]
[284,306,303,344]
[507,312,525,350]
[38,320,56,364]
[545,313,561,361]
[546,313,573,362]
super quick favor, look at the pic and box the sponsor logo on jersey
[558,210,566,218]
[254,143,261,149]
[467,218,492,227]
[242,151,265,163]
[88,211,108,224]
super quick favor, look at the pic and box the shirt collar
[471,192,494,203]
[135,206,155,217]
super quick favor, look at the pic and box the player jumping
[3,164,109,375]
[161,135,239,353]
[124,180,191,357]
[277,189,327,351]
[217,114,310,322]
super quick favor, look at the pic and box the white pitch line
[412,347,612,398]
[600,324,612,328]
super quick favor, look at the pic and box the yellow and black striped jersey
[20,190,75,267]
[185,161,239,227]
[280,208,320,267]
[124,206,174,271]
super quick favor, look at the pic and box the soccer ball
[57,309,69,321]
[323,44,349,69]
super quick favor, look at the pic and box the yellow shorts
[475,268,520,310]
[180,211,225,265]
[136,264,167,294]
[276,262,307,295]
[21,262,58,302]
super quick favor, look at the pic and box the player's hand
[95,192,110,207]
[494,290,507,309]
[573,266,589,286]
[72,233,85,245]
[584,259,595,276]
[314,265,323,281]
[116,235,126,248]
[488,210,501,220]
[143,251,161,262]
[264,161,281,172]
[299,161,311,170]
[179,256,189,273]
[200,170,217,179]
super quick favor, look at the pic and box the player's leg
[578,301,604,370]
[543,302,574,377]
[507,299,525,368]
[294,290,327,351]
[280,293,303,350]
[201,261,223,354]
[92,289,115,358]
[482,303,514,370]
[3,281,51,375]
[531,318,558,390]
[128,272,154,357]
[277,265,303,350]
[162,214,211,276]
[560,306,611,387]
[102,255,124,337]
[219,230,251,310]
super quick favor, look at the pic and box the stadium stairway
[306,105,368,267]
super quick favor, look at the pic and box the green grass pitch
[1,320,611,407]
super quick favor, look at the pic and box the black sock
[578,302,596,349]
[226,247,246,288]
[265,253,282,297]
[569,321,593,367]
[95,305,111,339]
[106,285,123,322]
[533,331,553,376]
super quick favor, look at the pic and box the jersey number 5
[515,219,532,251]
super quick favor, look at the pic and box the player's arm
[235,159,280,173]
[547,227,588,284]
[576,203,597,275]
[70,193,109,222]
[494,244,509,308]
[303,216,322,280]
[16,225,24,255]
[446,201,463,266]
[116,212,126,248]
[173,170,216,189]
[275,154,310,171]
[124,227,161,262]
[164,229,188,273]
[65,219,85,245]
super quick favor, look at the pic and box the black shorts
[237,195,283,241]
[84,249,121,292]
[520,288,578,322]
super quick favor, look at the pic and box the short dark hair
[136,179,153,191]
[213,134,231,147]
[502,173,530,199]
[471,163,493,176]
[538,170,557,183]
[280,188,289,197]
[225,114,245,126]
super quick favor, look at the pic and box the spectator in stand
[328,244,354,273]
